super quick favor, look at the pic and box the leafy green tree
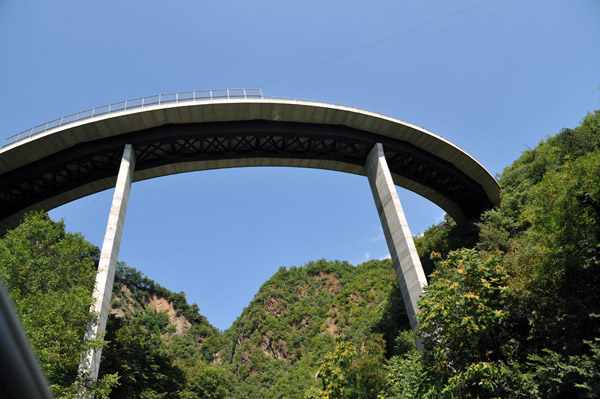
[529,338,600,399]
[416,249,534,398]
[477,110,600,251]
[180,364,231,399]
[379,350,433,399]
[0,212,100,396]
[418,250,510,372]
[514,149,600,358]
[306,337,386,399]
[415,215,478,275]
[99,314,185,398]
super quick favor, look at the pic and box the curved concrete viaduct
[0,93,499,392]
[0,97,499,232]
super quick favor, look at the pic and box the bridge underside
[0,120,492,233]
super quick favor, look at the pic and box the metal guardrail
[2,88,411,149]
[2,88,263,148]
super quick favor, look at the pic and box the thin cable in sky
[273,0,545,96]
[222,0,462,88]
[258,0,498,90]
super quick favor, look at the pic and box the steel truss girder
[0,120,491,229]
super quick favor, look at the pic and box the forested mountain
[0,110,598,398]
[380,110,600,398]
[0,210,408,398]
[98,263,223,398]
[217,259,408,398]
[101,258,408,398]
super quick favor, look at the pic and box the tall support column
[365,143,428,334]
[78,144,135,388]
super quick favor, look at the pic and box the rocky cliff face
[109,262,220,356]
[111,285,193,333]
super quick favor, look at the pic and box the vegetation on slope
[0,110,598,398]
[98,263,224,398]
[218,259,409,399]
[0,215,409,399]
[97,257,410,398]
[367,110,600,398]
[0,212,105,397]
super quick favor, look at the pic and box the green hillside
[98,262,223,398]
[217,259,409,398]
[0,211,409,398]
[379,110,600,398]
[101,258,409,398]
[0,109,598,398]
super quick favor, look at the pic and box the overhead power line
[272,0,545,96]
[222,0,462,88]
[259,0,497,90]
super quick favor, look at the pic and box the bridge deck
[0,96,500,233]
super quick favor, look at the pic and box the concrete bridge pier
[365,143,428,342]
[78,144,135,391]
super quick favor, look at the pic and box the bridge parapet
[3,88,264,148]
[0,94,500,232]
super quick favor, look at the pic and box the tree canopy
[0,110,598,398]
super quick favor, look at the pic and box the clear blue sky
[1,0,599,331]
